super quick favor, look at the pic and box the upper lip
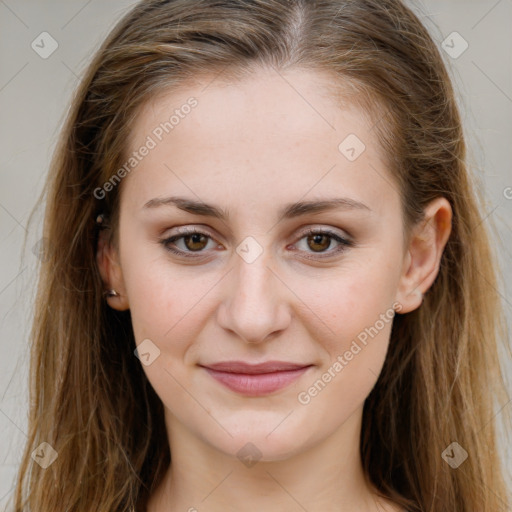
[199,361,312,374]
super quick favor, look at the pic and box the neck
[147,406,398,512]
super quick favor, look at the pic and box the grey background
[0,0,511,508]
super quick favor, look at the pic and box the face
[106,66,412,461]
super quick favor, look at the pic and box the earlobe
[96,228,130,311]
[395,197,452,314]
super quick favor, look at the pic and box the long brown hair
[14,0,511,510]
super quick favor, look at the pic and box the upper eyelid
[165,225,350,242]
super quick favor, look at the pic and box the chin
[204,417,315,463]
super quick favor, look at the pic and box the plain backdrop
[0,0,511,509]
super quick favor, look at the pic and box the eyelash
[160,227,354,260]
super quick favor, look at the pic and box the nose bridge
[218,242,289,343]
[235,248,274,305]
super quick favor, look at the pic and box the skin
[97,65,452,512]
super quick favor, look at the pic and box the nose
[216,249,291,344]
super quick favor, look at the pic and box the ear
[96,228,130,311]
[395,197,452,314]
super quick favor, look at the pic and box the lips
[199,360,313,396]
[201,360,311,374]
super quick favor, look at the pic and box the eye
[160,227,218,257]
[292,227,353,259]
[160,226,354,259]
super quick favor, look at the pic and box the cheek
[118,239,194,350]
[292,255,398,353]
[120,249,212,410]
[291,254,398,411]
[295,320,392,441]
[294,275,396,414]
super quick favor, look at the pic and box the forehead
[121,66,399,221]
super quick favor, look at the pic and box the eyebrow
[142,196,371,221]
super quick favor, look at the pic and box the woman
[13,0,511,511]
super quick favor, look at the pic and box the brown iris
[307,233,331,252]
[183,233,209,251]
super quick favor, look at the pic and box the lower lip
[202,367,312,396]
